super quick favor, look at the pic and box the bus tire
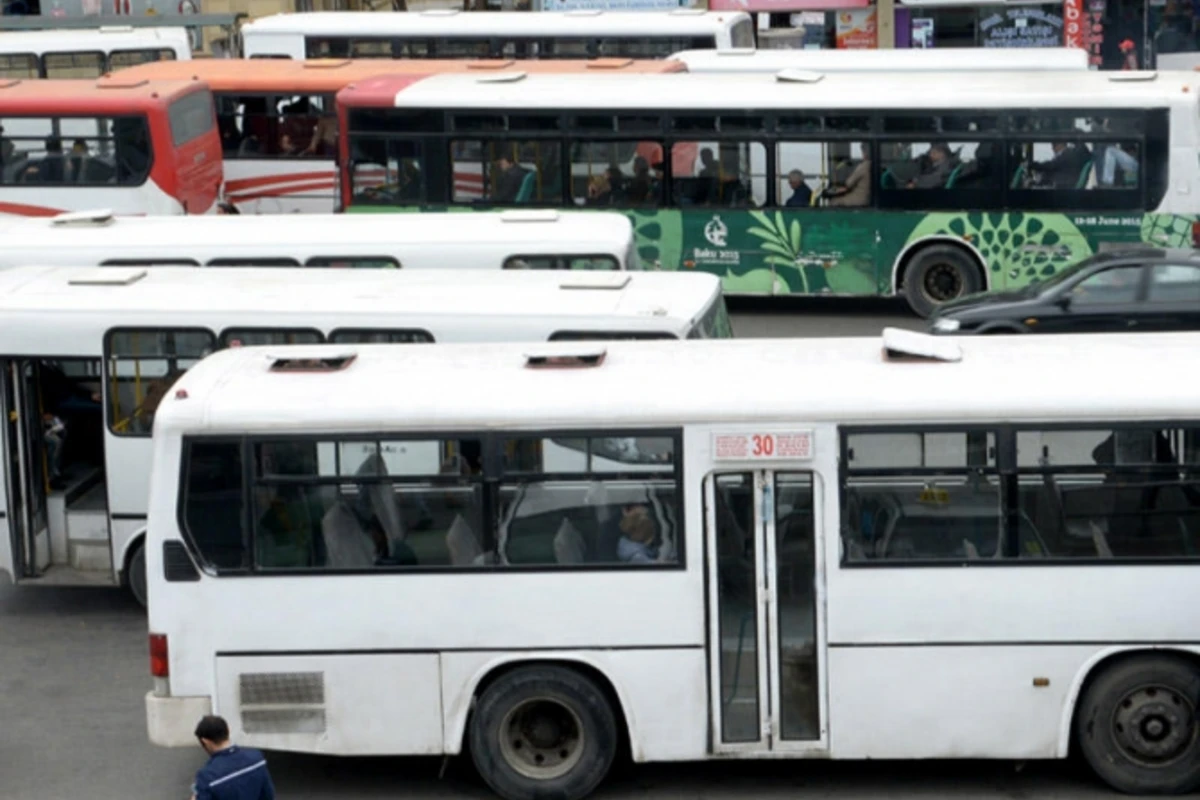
[1076,654,1200,795]
[902,245,982,318]
[126,541,148,609]
[469,665,617,800]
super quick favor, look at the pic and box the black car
[929,248,1200,335]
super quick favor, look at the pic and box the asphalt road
[0,306,1125,800]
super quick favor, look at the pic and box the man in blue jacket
[191,715,276,800]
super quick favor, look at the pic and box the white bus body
[241,9,754,60]
[144,331,1200,799]
[0,209,639,271]
[671,46,1090,73]
[0,266,727,605]
[0,27,191,78]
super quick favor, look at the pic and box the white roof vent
[670,7,706,14]
[559,273,631,291]
[715,48,757,57]
[524,343,607,369]
[775,69,825,84]
[67,267,147,286]
[267,352,357,372]
[881,327,962,363]
[1108,71,1157,82]
[565,8,603,15]
[500,209,559,223]
[475,71,526,84]
[420,8,461,15]
[51,208,116,227]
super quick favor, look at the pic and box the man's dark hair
[195,715,230,742]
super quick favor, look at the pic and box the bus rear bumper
[146,691,212,747]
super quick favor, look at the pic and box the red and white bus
[0,76,222,217]
[105,58,684,213]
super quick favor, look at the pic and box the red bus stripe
[224,170,335,193]
[0,200,65,217]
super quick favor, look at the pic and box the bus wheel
[126,541,148,609]
[1077,654,1200,795]
[469,665,617,800]
[902,245,982,318]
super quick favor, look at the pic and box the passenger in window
[785,170,812,208]
[493,153,530,204]
[279,133,301,157]
[825,146,870,207]
[1031,142,1092,189]
[256,484,316,568]
[303,115,337,158]
[68,139,88,182]
[907,142,957,189]
[217,115,242,156]
[616,503,658,564]
[625,156,655,204]
[604,165,626,203]
[1097,134,1139,188]
[585,174,612,206]
[698,148,718,180]
[25,136,64,183]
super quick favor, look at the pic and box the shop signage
[979,6,1063,48]
[835,7,876,48]
[541,0,686,9]
[1064,0,1085,48]
[709,0,868,11]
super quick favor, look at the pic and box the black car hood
[937,288,1031,317]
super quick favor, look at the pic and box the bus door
[1,359,50,579]
[703,439,828,754]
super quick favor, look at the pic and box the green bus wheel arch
[904,212,1092,291]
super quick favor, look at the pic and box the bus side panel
[223,159,338,214]
[214,653,444,755]
[440,648,709,763]
[827,645,1101,760]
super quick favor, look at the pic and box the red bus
[0,76,222,217]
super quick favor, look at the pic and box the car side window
[1070,265,1142,306]
[1148,264,1200,303]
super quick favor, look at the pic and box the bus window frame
[104,325,217,438]
[327,328,435,344]
[218,327,326,349]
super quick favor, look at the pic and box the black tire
[126,540,147,609]
[902,244,983,318]
[469,665,617,800]
[1076,654,1200,794]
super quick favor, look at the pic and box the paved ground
[0,306,1125,800]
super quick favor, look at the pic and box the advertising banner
[835,7,877,48]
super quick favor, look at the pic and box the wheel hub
[499,698,585,781]
[1113,686,1196,765]
[923,263,963,303]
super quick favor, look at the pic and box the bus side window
[105,328,216,437]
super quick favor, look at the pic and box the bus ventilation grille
[239,671,327,734]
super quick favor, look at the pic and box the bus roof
[0,77,203,112]
[385,69,1197,111]
[670,46,1090,73]
[157,332,1200,437]
[241,9,747,37]
[0,26,191,52]
[0,266,718,355]
[104,56,685,94]
[0,209,633,252]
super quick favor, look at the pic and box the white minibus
[241,9,753,60]
[0,26,189,79]
[0,209,639,271]
[0,266,728,606]
[143,330,1200,799]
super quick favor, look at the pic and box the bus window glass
[168,90,216,149]
[0,116,146,187]
[453,139,562,205]
[881,140,1000,193]
[182,439,247,571]
[688,297,734,339]
[328,329,434,344]
[777,140,870,209]
[673,141,765,208]
[105,329,215,436]
[569,140,661,207]
[1014,427,1200,559]
[206,257,301,268]
[730,19,755,48]
[306,256,401,269]
[502,255,618,271]
[219,329,323,348]
[498,434,681,567]
[0,53,38,79]
[43,51,105,78]
[274,94,337,158]
[841,430,1001,562]
[108,48,177,69]
[349,138,422,204]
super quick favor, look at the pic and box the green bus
[336,68,1195,316]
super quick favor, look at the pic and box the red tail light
[1192,221,1200,249]
[149,633,169,678]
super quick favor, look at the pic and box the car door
[1140,263,1200,331]
[1039,263,1146,333]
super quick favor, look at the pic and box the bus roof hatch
[881,327,963,363]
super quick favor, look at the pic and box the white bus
[241,9,754,61]
[0,26,190,79]
[0,266,728,607]
[144,330,1200,799]
[0,209,640,271]
[671,46,1090,73]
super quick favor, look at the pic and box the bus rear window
[0,53,37,79]
[689,298,734,339]
[168,90,216,148]
[43,51,104,78]
[109,48,177,69]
